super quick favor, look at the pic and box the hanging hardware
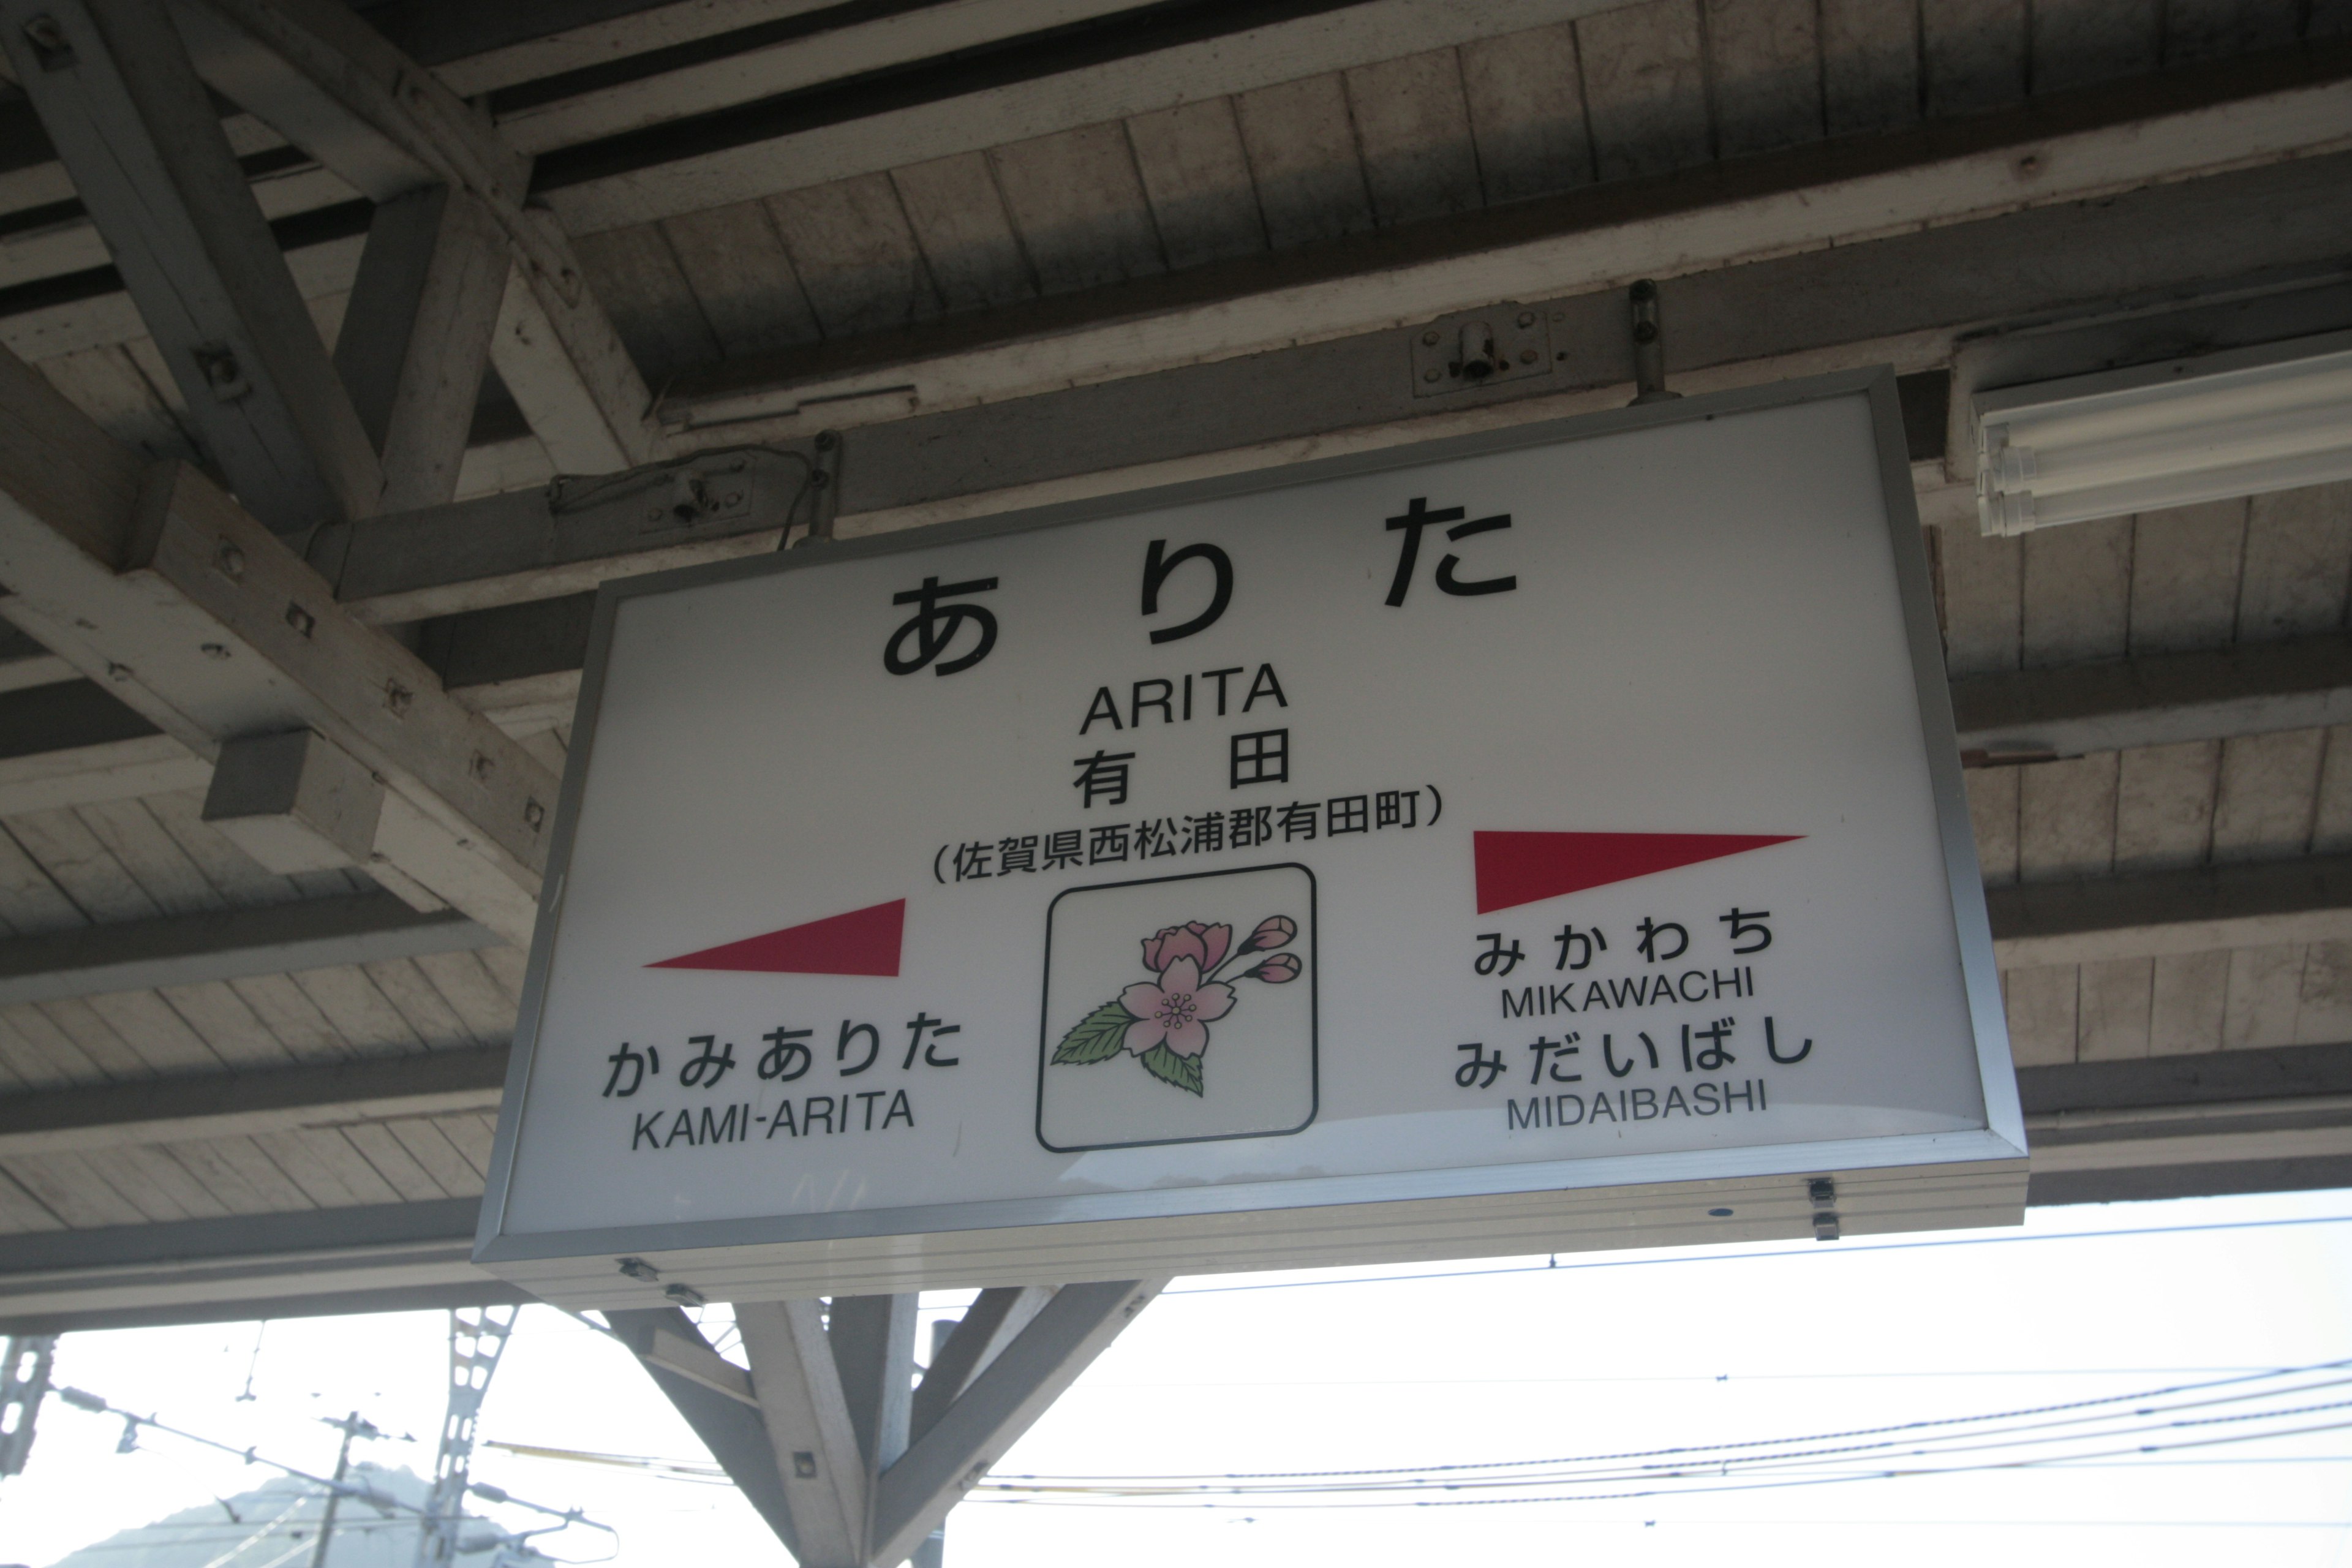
[1629,280,1680,405]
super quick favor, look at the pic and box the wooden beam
[0,891,496,1012]
[0,1196,514,1334]
[0,1039,508,1156]
[650,43,2352,440]
[0,0,382,533]
[1954,633,2352,765]
[317,149,2352,628]
[179,0,658,471]
[332,184,510,512]
[0,347,557,942]
[908,1286,1052,1446]
[872,1279,1163,1568]
[734,1297,867,1568]
[532,0,1646,232]
[604,1306,801,1552]
[1988,853,2352,970]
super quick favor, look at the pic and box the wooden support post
[173,0,658,473]
[202,728,383,875]
[334,186,509,513]
[0,345,554,943]
[872,1280,1165,1568]
[734,1298,869,1568]
[0,0,381,534]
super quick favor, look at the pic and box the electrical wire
[995,1357,2352,1484]
[1161,1211,2352,1297]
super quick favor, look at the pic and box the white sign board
[477,372,2026,1306]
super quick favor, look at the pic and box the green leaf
[1052,1000,1134,1065]
[1139,1043,1204,1096]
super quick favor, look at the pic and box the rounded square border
[1035,860,1319,1153]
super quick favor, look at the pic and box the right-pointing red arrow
[1474,832,1801,914]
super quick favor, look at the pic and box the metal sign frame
[474,367,2027,1299]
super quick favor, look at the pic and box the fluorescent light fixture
[1973,331,2352,537]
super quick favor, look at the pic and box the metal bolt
[284,602,315,638]
[1421,330,1439,345]
[524,799,547,831]
[214,541,245,580]
[1517,311,1536,328]
[1518,349,1538,364]
[104,660,131,681]
[1422,368,1441,383]
[793,1452,819,1479]
[469,752,494,782]
[383,680,413,717]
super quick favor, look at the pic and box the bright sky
[7,1188,2351,1568]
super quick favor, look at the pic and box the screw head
[1517,311,1536,328]
[1422,368,1441,383]
[1421,330,1439,345]
[1518,349,1537,364]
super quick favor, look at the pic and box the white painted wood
[1460,21,1595,205]
[2222,941,2305,1047]
[656,73,2352,445]
[430,0,854,96]
[1818,0,1919,134]
[491,0,1144,157]
[339,1120,445,1199]
[0,736,214,821]
[769,175,941,337]
[734,1297,868,1568]
[1966,766,2021,886]
[2211,728,2324,860]
[2112,741,2218,873]
[1343,50,1483,228]
[660,202,823,356]
[1938,526,2022,677]
[871,1280,1164,1568]
[988,124,1164,295]
[2127,500,2245,654]
[335,186,509,513]
[2018,753,2117,882]
[0,0,382,533]
[2237,482,2352,643]
[2022,514,2132,668]
[2032,0,2162,94]
[491,251,659,475]
[0,360,559,938]
[1125,100,1265,272]
[1232,73,1373,251]
[1923,0,2028,116]
[1577,0,1711,182]
[2076,956,2152,1058]
[2002,965,2078,1065]
[1703,0,1824,157]
[2296,937,2352,1042]
[543,0,1645,232]
[573,225,723,385]
[2148,950,2230,1054]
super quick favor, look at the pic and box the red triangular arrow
[1474,832,1800,914]
[648,899,905,976]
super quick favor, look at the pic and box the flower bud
[1247,914,1298,952]
[1250,953,1302,983]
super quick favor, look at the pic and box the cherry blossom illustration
[1050,914,1302,1095]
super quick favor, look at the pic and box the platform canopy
[0,0,2339,1342]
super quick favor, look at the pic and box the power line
[1161,1212,2352,1297]
[997,1358,2352,1483]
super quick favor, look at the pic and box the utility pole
[311,1411,381,1568]
[0,1335,57,1478]
[417,1306,520,1568]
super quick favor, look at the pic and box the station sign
[475,369,2027,1306]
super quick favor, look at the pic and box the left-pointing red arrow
[648,899,905,976]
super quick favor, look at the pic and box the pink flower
[1247,953,1301,983]
[1246,915,1297,952]
[1120,957,1234,1058]
[1142,921,1231,976]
